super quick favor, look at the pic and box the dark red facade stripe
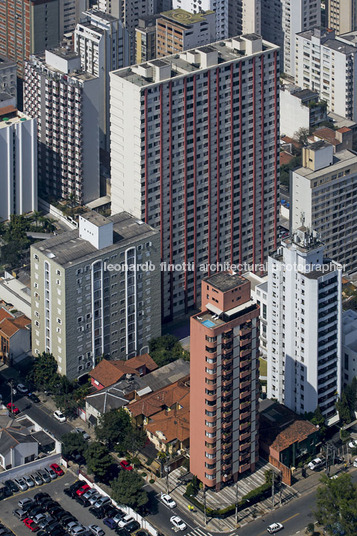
[260,55,265,268]
[144,89,148,223]
[159,84,164,317]
[193,75,197,306]
[207,71,211,276]
[216,68,220,266]
[252,57,256,270]
[239,62,243,270]
[183,77,188,312]
[169,81,173,318]
[230,63,234,265]
[273,50,278,250]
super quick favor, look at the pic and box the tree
[294,127,309,145]
[27,352,59,392]
[111,471,148,509]
[95,409,132,450]
[314,474,357,536]
[115,427,146,455]
[336,392,352,425]
[61,432,87,458]
[149,335,189,367]
[85,442,112,480]
[306,522,315,534]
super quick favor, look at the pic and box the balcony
[240,401,251,411]
[240,348,251,358]
[240,380,251,389]
[240,431,250,442]
[222,441,232,450]
[240,411,250,421]
[222,421,232,431]
[240,326,251,337]
[240,368,250,379]
[239,463,251,473]
[240,390,250,399]
[239,421,250,432]
[222,378,233,389]
[222,398,233,408]
[222,431,232,441]
[240,359,250,369]
[222,451,232,460]
[222,409,232,419]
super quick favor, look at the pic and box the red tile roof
[337,127,351,134]
[280,151,294,166]
[0,105,17,117]
[0,315,30,338]
[0,308,12,323]
[313,127,339,145]
[270,419,317,453]
[146,392,190,444]
[90,354,158,388]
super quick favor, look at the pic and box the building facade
[136,15,159,63]
[156,9,215,57]
[0,105,37,222]
[266,228,342,421]
[24,48,100,205]
[0,56,17,104]
[295,28,357,121]
[31,211,161,381]
[60,0,89,35]
[190,272,260,489]
[228,0,261,38]
[342,309,357,387]
[75,10,130,152]
[172,0,228,39]
[280,85,327,138]
[261,0,321,76]
[0,0,61,77]
[327,0,357,35]
[291,142,357,274]
[110,36,280,320]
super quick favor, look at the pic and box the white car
[117,515,135,528]
[53,410,66,422]
[88,525,105,536]
[353,459,357,468]
[348,439,357,449]
[170,516,187,531]
[17,384,29,394]
[267,522,284,534]
[308,457,324,470]
[161,493,177,509]
[93,496,111,509]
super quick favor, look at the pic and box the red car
[23,518,39,532]
[76,484,90,496]
[120,460,133,471]
[50,463,64,476]
[6,403,20,415]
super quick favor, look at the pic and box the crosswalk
[183,527,214,536]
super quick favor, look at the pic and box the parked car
[93,496,111,509]
[45,467,58,480]
[75,484,90,497]
[13,509,28,521]
[5,480,19,493]
[18,498,34,510]
[113,513,125,525]
[37,470,51,484]
[17,383,29,394]
[75,496,90,507]
[50,464,64,476]
[34,492,50,502]
[7,403,20,415]
[32,474,43,486]
[28,393,40,403]
[348,439,357,449]
[23,518,40,532]
[160,493,176,508]
[23,475,35,488]
[0,486,12,500]
[308,457,324,470]
[117,516,135,529]
[38,515,55,529]
[123,521,140,533]
[83,489,98,500]
[89,507,106,520]
[88,525,105,536]
[53,410,66,422]
[170,517,186,531]
[119,460,133,471]
[32,515,46,525]
[266,522,284,534]
[60,516,77,528]
[115,529,130,536]
[103,519,116,530]
[74,428,90,441]
[88,492,101,505]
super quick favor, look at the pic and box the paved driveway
[0,471,119,536]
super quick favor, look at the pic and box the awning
[205,303,223,316]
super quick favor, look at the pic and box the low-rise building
[90,354,158,390]
[280,84,327,139]
[309,126,353,153]
[0,308,31,365]
[0,56,17,103]
[259,400,319,484]
[0,421,38,470]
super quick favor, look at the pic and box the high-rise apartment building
[261,0,321,76]
[0,104,37,222]
[98,0,154,61]
[190,272,260,489]
[136,15,159,63]
[172,0,228,39]
[0,56,17,104]
[266,228,342,421]
[110,36,280,321]
[291,142,357,274]
[31,211,161,381]
[156,9,215,57]
[75,10,130,151]
[60,0,89,35]
[295,28,357,121]
[228,0,261,38]
[0,0,61,77]
[327,0,357,35]
[24,48,100,205]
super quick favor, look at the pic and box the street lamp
[164,464,169,495]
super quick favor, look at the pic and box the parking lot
[0,471,141,536]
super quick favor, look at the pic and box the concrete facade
[280,84,327,138]
[31,211,161,381]
[110,36,280,320]
[0,56,17,104]
[172,0,228,39]
[342,309,357,387]
[327,0,357,35]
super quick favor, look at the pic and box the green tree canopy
[85,442,112,480]
[336,392,352,425]
[61,432,87,458]
[95,408,132,450]
[149,335,189,367]
[27,352,59,392]
[110,471,148,509]
[314,474,357,536]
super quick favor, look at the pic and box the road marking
[282,513,300,524]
